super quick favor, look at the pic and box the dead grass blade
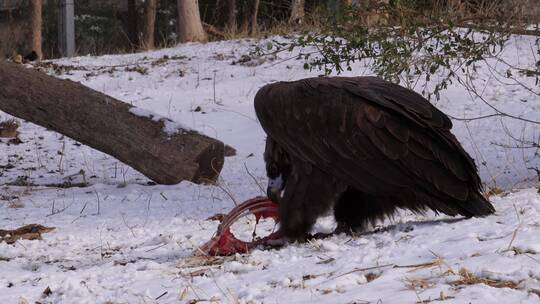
[450,268,521,289]
[0,118,19,138]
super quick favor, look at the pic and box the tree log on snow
[0,62,232,185]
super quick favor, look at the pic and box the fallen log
[0,61,230,185]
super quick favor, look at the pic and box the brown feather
[254,76,495,240]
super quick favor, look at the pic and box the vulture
[254,76,495,241]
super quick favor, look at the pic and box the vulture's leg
[334,188,398,234]
[278,162,338,242]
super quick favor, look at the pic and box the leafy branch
[253,1,535,101]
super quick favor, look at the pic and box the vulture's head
[263,137,290,202]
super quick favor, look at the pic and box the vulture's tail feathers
[459,191,495,217]
[415,189,495,218]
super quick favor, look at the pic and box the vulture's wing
[255,77,494,216]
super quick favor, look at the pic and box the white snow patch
[129,106,192,135]
[0,36,539,303]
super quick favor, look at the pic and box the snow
[1,35,539,303]
[128,106,192,135]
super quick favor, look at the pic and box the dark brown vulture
[254,76,495,242]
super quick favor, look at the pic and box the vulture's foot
[333,222,362,235]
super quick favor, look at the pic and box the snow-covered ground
[1,35,539,303]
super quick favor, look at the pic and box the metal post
[58,0,75,57]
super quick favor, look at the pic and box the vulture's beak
[267,175,283,203]
[267,187,280,203]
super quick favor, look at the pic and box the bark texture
[226,0,236,33]
[246,0,261,35]
[239,0,260,35]
[0,62,228,185]
[289,0,305,24]
[142,0,158,50]
[177,0,208,43]
[30,0,42,60]
[250,0,260,35]
[127,0,138,46]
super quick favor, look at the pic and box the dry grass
[256,14,324,39]
[402,261,528,303]
[178,254,227,268]
[450,268,521,290]
[1,187,31,209]
[0,118,20,138]
[398,250,537,301]
[7,198,24,209]
[365,272,380,282]
[484,186,504,198]
[396,256,445,273]
[415,291,455,304]
[205,10,325,42]
[0,224,55,244]
[404,277,435,290]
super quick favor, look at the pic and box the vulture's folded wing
[254,76,495,216]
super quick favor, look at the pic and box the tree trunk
[177,0,208,43]
[0,62,230,185]
[226,0,236,33]
[239,1,249,34]
[142,0,158,50]
[30,0,42,60]
[127,0,138,46]
[289,0,305,25]
[239,0,260,35]
[251,0,260,35]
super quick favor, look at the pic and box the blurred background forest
[1,0,538,60]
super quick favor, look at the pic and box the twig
[525,254,540,264]
[457,74,540,125]
[393,261,441,270]
[80,201,88,214]
[214,106,257,122]
[143,193,153,227]
[145,243,167,252]
[244,162,265,194]
[446,113,504,122]
[121,213,137,238]
[15,240,27,250]
[160,192,168,201]
[155,291,168,300]
[94,189,101,215]
[491,142,539,149]
[57,141,66,174]
[214,174,239,206]
[46,200,70,217]
[506,204,522,250]
[213,70,218,104]
[71,201,89,223]
[322,263,394,284]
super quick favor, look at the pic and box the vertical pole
[58,0,75,57]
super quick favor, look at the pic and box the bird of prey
[254,76,495,241]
